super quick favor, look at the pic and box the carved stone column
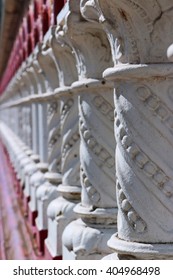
[91,0,173,260]
[62,0,117,260]
[34,41,62,255]
[44,27,81,260]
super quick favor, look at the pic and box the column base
[107,233,173,260]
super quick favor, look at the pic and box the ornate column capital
[50,26,78,87]
[64,0,113,79]
[81,0,173,65]
[36,40,59,90]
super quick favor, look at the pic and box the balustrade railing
[0,0,173,260]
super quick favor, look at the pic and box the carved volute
[37,41,59,91]
[50,27,78,87]
[81,0,173,64]
[64,0,113,79]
